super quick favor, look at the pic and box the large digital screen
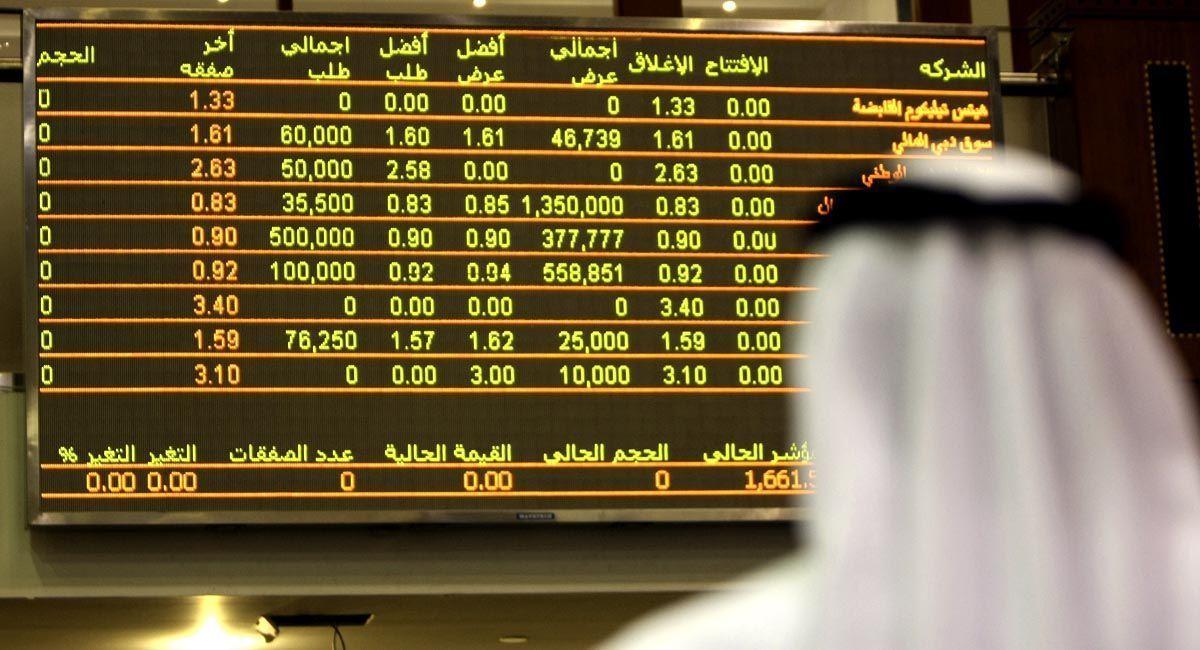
[24,9,1001,524]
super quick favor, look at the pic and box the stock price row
[38,254,807,286]
[38,220,802,252]
[40,464,815,503]
[37,357,796,392]
[35,84,989,120]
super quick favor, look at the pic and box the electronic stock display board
[23,9,1001,525]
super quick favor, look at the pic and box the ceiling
[8,0,893,21]
[0,592,687,649]
[293,0,829,18]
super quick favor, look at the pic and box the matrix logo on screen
[24,10,997,524]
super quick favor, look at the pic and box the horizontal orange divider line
[40,387,808,395]
[40,249,823,260]
[35,76,991,96]
[36,145,990,160]
[42,460,811,470]
[36,110,992,130]
[35,21,983,45]
[35,215,817,226]
[39,283,813,292]
[43,352,805,360]
[37,179,851,192]
[40,318,804,326]
[40,489,810,499]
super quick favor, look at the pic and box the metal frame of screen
[23,8,1003,525]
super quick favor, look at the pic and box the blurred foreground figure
[604,152,1200,649]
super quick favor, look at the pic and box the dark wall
[1034,6,1200,380]
[0,82,21,373]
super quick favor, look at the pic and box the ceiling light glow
[722,0,737,12]
[473,0,488,8]
[150,596,261,650]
